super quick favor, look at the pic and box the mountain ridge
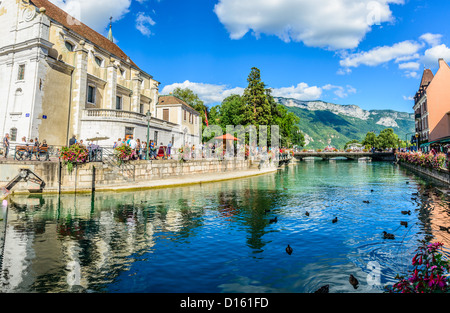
[275,97,415,149]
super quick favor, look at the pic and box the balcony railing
[82,109,146,122]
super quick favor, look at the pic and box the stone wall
[0,157,276,195]
[399,161,450,184]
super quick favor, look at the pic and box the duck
[314,285,329,293]
[286,245,293,255]
[370,189,374,192]
[332,217,338,223]
[412,192,419,196]
[349,274,359,289]
[363,200,370,204]
[269,217,278,223]
[264,209,271,214]
[305,211,310,216]
[406,182,409,184]
[401,210,411,215]
[400,221,408,227]
[383,231,395,239]
[411,197,417,201]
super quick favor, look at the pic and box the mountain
[275,97,415,149]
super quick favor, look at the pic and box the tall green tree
[242,67,272,127]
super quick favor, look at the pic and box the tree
[242,67,272,127]
[376,128,399,149]
[362,132,377,148]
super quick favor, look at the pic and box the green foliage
[362,132,377,147]
[376,128,399,149]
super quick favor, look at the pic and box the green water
[1,160,450,293]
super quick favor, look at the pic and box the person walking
[69,135,76,146]
[3,133,10,159]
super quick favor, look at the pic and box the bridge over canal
[293,151,396,162]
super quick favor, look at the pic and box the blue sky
[50,0,450,113]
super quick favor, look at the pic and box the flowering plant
[114,145,134,165]
[59,143,89,173]
[386,241,450,293]
[397,152,447,170]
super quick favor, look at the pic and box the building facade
[413,59,450,151]
[0,0,200,149]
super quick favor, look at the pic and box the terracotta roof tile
[419,68,434,89]
[158,95,199,113]
[30,0,139,69]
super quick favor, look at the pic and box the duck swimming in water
[383,231,395,239]
[349,274,359,289]
[314,285,329,293]
[401,210,411,215]
[286,245,293,255]
[269,217,278,223]
[305,211,310,216]
[363,200,370,204]
[332,217,338,223]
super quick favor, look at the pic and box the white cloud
[271,83,323,100]
[403,95,414,101]
[214,0,404,50]
[161,80,244,105]
[136,12,156,36]
[420,33,443,47]
[398,62,420,70]
[422,44,450,68]
[339,40,423,68]
[49,0,132,33]
[162,80,355,104]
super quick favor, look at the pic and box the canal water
[1,160,450,293]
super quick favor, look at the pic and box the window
[95,56,103,67]
[116,96,122,110]
[184,109,187,121]
[65,41,74,52]
[163,109,169,122]
[154,131,158,144]
[17,64,25,81]
[139,103,144,114]
[87,85,96,104]
[10,128,17,142]
[125,127,134,141]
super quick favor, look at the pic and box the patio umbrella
[214,134,240,141]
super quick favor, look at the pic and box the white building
[0,0,200,149]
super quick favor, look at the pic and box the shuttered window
[163,109,169,121]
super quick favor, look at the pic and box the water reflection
[1,162,450,293]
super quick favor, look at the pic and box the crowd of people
[111,137,173,160]
[2,133,48,159]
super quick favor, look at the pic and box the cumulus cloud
[214,0,404,50]
[162,80,356,104]
[420,33,443,47]
[398,62,420,70]
[161,81,245,105]
[339,40,423,68]
[271,83,323,100]
[49,0,132,33]
[136,12,156,36]
[422,44,450,68]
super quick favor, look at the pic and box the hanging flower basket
[59,144,89,173]
[114,145,135,165]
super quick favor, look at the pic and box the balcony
[82,109,146,123]
[415,113,421,120]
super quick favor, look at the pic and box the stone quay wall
[0,157,277,195]
[398,161,450,185]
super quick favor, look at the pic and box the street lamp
[146,110,152,160]
[415,133,419,152]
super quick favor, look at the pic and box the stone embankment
[0,157,278,196]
